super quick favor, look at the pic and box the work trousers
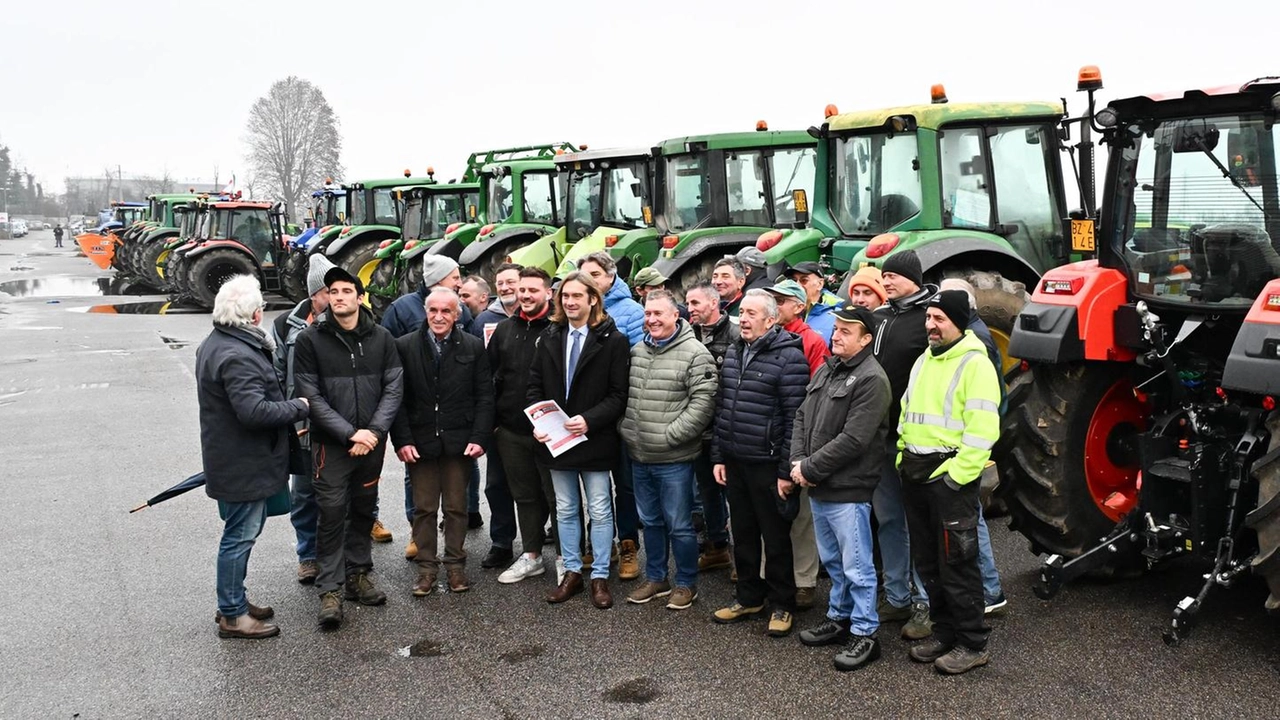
[725,457,795,611]
[494,427,557,555]
[312,442,384,595]
[410,453,469,572]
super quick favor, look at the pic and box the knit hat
[927,290,971,332]
[306,254,337,297]
[880,250,923,288]
[421,255,459,289]
[847,266,887,304]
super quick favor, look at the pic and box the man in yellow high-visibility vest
[895,290,1001,675]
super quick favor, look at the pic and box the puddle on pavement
[603,677,661,704]
[74,299,293,315]
[398,638,446,658]
[0,276,149,298]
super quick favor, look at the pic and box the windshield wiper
[1195,137,1266,215]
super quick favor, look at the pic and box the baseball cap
[765,279,808,305]
[833,303,876,332]
[784,261,823,278]
[324,266,365,296]
[632,267,669,287]
[736,246,768,270]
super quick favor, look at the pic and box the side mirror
[792,189,809,227]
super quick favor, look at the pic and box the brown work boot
[626,579,672,605]
[371,520,393,543]
[795,586,818,610]
[317,591,343,628]
[618,540,640,580]
[296,560,318,584]
[412,571,438,597]
[590,579,613,609]
[698,545,732,571]
[217,613,280,639]
[214,601,274,624]
[447,566,470,593]
[404,540,418,560]
[546,571,584,604]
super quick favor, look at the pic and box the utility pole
[117,165,123,203]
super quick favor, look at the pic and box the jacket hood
[605,275,633,304]
[486,297,514,317]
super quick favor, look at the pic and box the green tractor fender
[600,227,660,281]
[326,225,400,259]
[459,224,552,267]
[508,227,567,276]
[427,225,481,262]
[374,238,405,260]
[140,226,179,246]
[306,225,345,256]
[400,237,437,262]
[761,227,826,268]
[650,230,766,281]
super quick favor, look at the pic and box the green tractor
[117,193,200,286]
[791,86,1086,374]
[646,124,817,296]
[364,180,480,316]
[279,184,346,301]
[421,143,576,284]
[308,171,438,283]
[507,146,656,279]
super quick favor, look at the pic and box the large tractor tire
[188,249,257,309]
[669,253,722,304]
[280,252,308,303]
[138,242,169,291]
[470,239,532,287]
[941,268,1027,377]
[1004,362,1149,557]
[1247,412,1280,613]
[366,259,400,319]
[334,242,380,308]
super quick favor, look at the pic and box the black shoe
[908,637,952,663]
[833,635,881,672]
[799,618,851,647]
[468,512,484,529]
[481,546,514,569]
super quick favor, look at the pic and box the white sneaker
[498,554,545,584]
[555,556,566,585]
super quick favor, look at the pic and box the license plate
[1071,219,1095,252]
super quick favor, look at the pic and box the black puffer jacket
[294,308,404,448]
[871,283,936,433]
[391,327,494,457]
[526,317,631,471]
[790,347,892,503]
[711,325,810,478]
[196,324,309,502]
[488,307,553,433]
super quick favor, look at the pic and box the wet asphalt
[1,233,1278,719]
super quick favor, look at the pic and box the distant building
[63,176,225,215]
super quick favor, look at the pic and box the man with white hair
[197,275,311,639]
[392,287,494,597]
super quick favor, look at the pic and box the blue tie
[566,329,582,391]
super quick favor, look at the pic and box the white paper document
[523,400,587,458]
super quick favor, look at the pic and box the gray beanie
[421,255,459,288]
[306,254,337,296]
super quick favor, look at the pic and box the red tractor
[175,200,289,308]
[1005,70,1280,643]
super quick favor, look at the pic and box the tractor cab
[505,146,655,278]
[1006,70,1280,642]
[647,125,816,295]
[179,201,287,308]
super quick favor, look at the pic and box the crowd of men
[194,244,1005,675]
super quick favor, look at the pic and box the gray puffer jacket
[620,320,718,463]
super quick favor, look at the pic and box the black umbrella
[129,471,205,513]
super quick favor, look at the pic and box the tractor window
[402,195,425,241]
[567,170,602,231]
[770,147,816,226]
[665,154,711,232]
[350,190,368,225]
[229,209,274,266]
[430,193,467,237]
[488,174,514,222]
[989,124,1063,253]
[522,172,558,225]
[832,132,922,236]
[1116,114,1280,306]
[941,127,992,228]
[371,189,398,226]
[726,151,769,227]
[603,162,647,228]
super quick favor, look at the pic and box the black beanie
[880,250,923,288]
[928,290,971,332]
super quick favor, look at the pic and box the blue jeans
[811,499,878,636]
[694,444,730,547]
[217,499,269,619]
[467,459,481,514]
[551,469,614,580]
[977,509,1003,604]
[873,448,926,607]
[632,461,699,588]
[289,474,318,562]
[613,446,639,544]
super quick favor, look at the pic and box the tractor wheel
[188,249,257,309]
[138,242,168,291]
[942,268,1027,377]
[366,259,400,319]
[1247,412,1280,614]
[472,239,531,287]
[334,242,380,304]
[1004,362,1149,557]
[163,252,185,296]
[280,252,308,303]
[669,253,722,304]
[404,260,424,296]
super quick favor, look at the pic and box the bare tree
[134,171,175,198]
[243,77,343,220]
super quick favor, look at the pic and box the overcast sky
[2,0,1277,195]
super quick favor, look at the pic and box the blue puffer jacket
[804,291,842,343]
[603,275,645,346]
[711,325,811,478]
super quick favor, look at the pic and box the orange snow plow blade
[77,232,120,270]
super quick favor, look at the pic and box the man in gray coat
[620,290,718,611]
[197,275,310,639]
